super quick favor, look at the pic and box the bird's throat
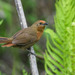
[37,30,43,40]
[37,26,45,31]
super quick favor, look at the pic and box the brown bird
[0,20,48,49]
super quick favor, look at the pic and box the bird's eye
[37,23,42,26]
[39,23,42,24]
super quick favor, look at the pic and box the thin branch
[14,0,39,75]
[36,55,44,60]
[14,0,27,28]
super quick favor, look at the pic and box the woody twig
[14,0,39,75]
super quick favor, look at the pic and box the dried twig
[14,0,39,75]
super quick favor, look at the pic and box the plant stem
[14,0,39,75]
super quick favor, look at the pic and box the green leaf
[0,20,3,25]
[44,0,75,75]
[22,68,28,75]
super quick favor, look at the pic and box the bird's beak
[43,23,48,25]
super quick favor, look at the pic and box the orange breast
[37,31,43,40]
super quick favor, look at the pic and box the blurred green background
[0,0,55,75]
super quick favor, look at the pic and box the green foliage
[0,71,6,75]
[22,0,38,24]
[22,69,29,75]
[0,1,13,55]
[44,0,75,75]
[34,44,44,57]
[0,20,3,25]
[0,0,13,25]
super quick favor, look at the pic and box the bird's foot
[27,49,36,56]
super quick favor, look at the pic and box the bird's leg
[27,49,36,56]
[27,48,44,60]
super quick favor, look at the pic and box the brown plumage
[0,20,48,49]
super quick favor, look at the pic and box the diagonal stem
[14,0,39,75]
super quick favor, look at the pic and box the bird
[0,20,48,50]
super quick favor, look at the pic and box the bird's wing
[12,28,37,45]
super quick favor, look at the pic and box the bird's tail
[0,37,11,43]
[0,37,14,47]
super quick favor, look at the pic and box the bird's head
[32,20,48,31]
